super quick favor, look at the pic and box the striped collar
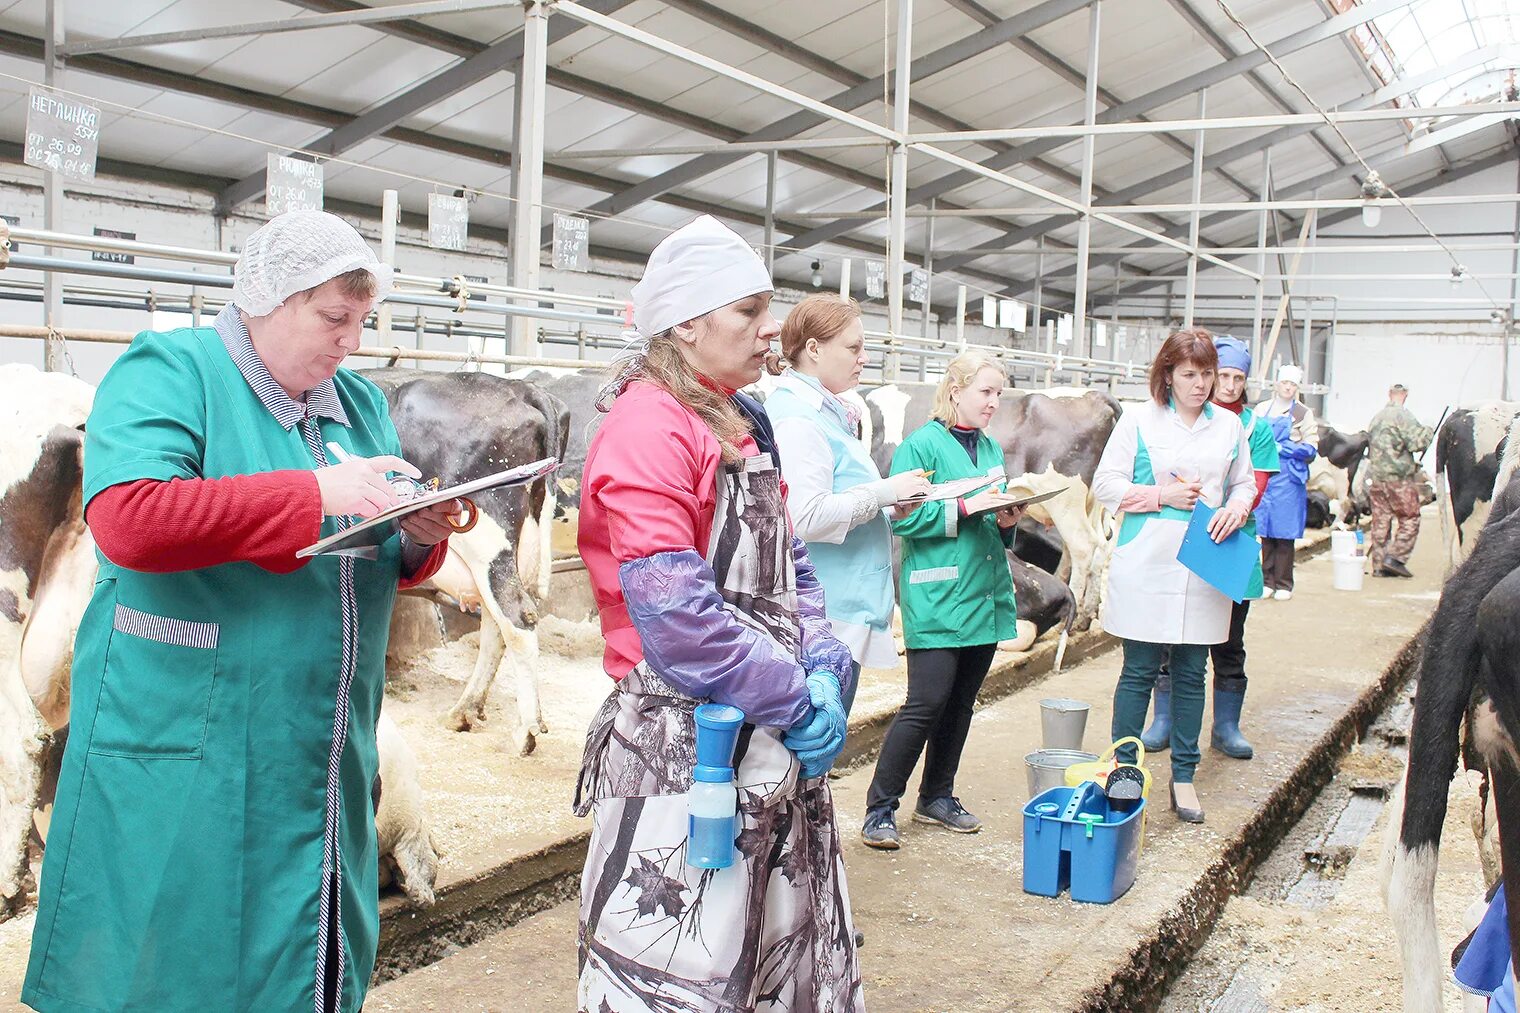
[214,303,350,431]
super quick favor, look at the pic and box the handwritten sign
[25,86,99,182]
[551,213,589,272]
[428,193,469,251]
[999,298,1026,332]
[908,268,929,305]
[266,155,323,215]
[92,227,135,264]
[1094,320,1108,347]
[982,296,996,327]
[1057,313,1073,346]
[865,261,886,299]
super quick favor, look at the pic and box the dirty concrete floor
[369,531,1450,1012]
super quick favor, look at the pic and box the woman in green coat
[22,212,459,1013]
[861,351,1024,850]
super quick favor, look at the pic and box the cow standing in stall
[1383,470,1520,1011]
[366,369,569,755]
[1435,401,1520,569]
[1307,425,1371,526]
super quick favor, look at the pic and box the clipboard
[896,474,1001,506]
[297,457,559,558]
[1175,502,1258,603]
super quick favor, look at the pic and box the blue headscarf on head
[1214,333,1251,375]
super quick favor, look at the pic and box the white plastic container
[1330,530,1358,557]
[1332,553,1365,592]
[687,774,738,869]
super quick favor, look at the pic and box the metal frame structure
[15,0,1520,386]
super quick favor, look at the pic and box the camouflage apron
[574,453,864,1013]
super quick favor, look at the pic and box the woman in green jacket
[862,351,1023,850]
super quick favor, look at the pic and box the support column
[764,149,777,277]
[1251,148,1270,376]
[920,197,935,341]
[42,0,65,371]
[1183,87,1207,328]
[885,0,913,381]
[378,188,398,342]
[509,0,549,360]
[955,284,967,350]
[1509,158,1520,401]
[1035,236,1047,353]
[1071,0,1101,360]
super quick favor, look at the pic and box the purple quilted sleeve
[619,550,811,728]
[791,536,856,700]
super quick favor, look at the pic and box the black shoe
[861,807,900,850]
[912,795,982,833]
[1379,558,1414,579]
[1170,783,1205,824]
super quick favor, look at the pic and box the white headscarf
[232,211,394,317]
[630,215,772,337]
[1276,363,1304,385]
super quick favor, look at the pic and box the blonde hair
[931,350,1005,424]
[777,293,862,367]
[597,318,753,463]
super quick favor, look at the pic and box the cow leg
[497,620,545,755]
[374,710,438,907]
[1036,490,1102,631]
[0,658,47,920]
[1475,567,1520,982]
[446,612,504,732]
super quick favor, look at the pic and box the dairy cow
[1435,401,1520,569]
[366,369,569,756]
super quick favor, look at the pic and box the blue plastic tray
[1022,781,1144,904]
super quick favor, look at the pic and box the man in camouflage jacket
[1365,383,1434,577]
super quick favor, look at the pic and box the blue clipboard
[1175,502,1258,603]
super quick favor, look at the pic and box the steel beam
[1071,2,1101,354]
[1251,149,1269,365]
[42,0,64,371]
[508,0,548,359]
[60,0,520,57]
[887,0,914,370]
[1184,89,1206,328]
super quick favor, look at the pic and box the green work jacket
[1239,405,1282,600]
[23,314,403,1013]
[890,421,1018,650]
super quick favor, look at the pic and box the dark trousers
[1157,598,1251,694]
[1261,537,1296,591]
[865,643,998,812]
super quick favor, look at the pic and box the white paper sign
[907,268,929,305]
[552,213,590,271]
[1094,320,1108,347]
[981,296,996,327]
[266,155,323,215]
[865,261,886,299]
[1057,314,1073,346]
[999,298,1026,332]
[25,86,100,182]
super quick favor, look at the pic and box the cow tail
[519,385,570,601]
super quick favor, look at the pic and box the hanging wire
[1211,0,1505,312]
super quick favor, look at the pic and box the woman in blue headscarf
[1256,410,1318,600]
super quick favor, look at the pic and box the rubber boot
[1141,677,1171,753]
[1210,686,1254,759]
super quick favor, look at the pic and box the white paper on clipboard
[297,457,559,558]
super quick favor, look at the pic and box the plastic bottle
[688,703,745,870]
[1355,529,1366,557]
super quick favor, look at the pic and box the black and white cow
[0,365,442,912]
[1308,425,1371,525]
[1436,401,1520,570]
[366,369,569,756]
[510,367,607,562]
[862,383,1121,630]
[1383,471,1520,1011]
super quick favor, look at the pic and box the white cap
[233,210,394,317]
[631,215,772,337]
[1276,363,1304,384]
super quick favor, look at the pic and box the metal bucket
[1040,697,1091,751]
[1025,748,1099,799]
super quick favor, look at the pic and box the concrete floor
[369,526,1450,1012]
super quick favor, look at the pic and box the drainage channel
[1159,680,1416,1012]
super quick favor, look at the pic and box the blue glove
[783,672,847,780]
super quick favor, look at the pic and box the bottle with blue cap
[688,703,745,869]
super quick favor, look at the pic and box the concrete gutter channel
[373,530,1341,989]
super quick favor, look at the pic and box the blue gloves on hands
[783,671,848,780]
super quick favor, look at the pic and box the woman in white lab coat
[1093,328,1256,823]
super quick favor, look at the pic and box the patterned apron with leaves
[574,453,865,1013]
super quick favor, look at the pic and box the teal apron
[23,309,402,1013]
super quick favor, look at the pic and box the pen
[326,441,354,465]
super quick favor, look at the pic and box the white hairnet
[631,215,771,337]
[1276,363,1304,384]
[232,210,394,317]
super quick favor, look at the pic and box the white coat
[1093,399,1256,645]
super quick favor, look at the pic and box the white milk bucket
[1330,530,1358,557]
[1332,553,1365,592]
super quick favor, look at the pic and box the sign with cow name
[92,227,135,264]
[1094,320,1107,347]
[865,261,886,300]
[428,193,469,251]
[25,86,99,182]
[1057,314,1073,346]
[907,268,929,305]
[982,295,996,327]
[999,298,1026,332]
[552,213,589,272]
[266,155,323,215]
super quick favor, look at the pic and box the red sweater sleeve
[398,540,449,590]
[1251,469,1271,511]
[89,473,322,574]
